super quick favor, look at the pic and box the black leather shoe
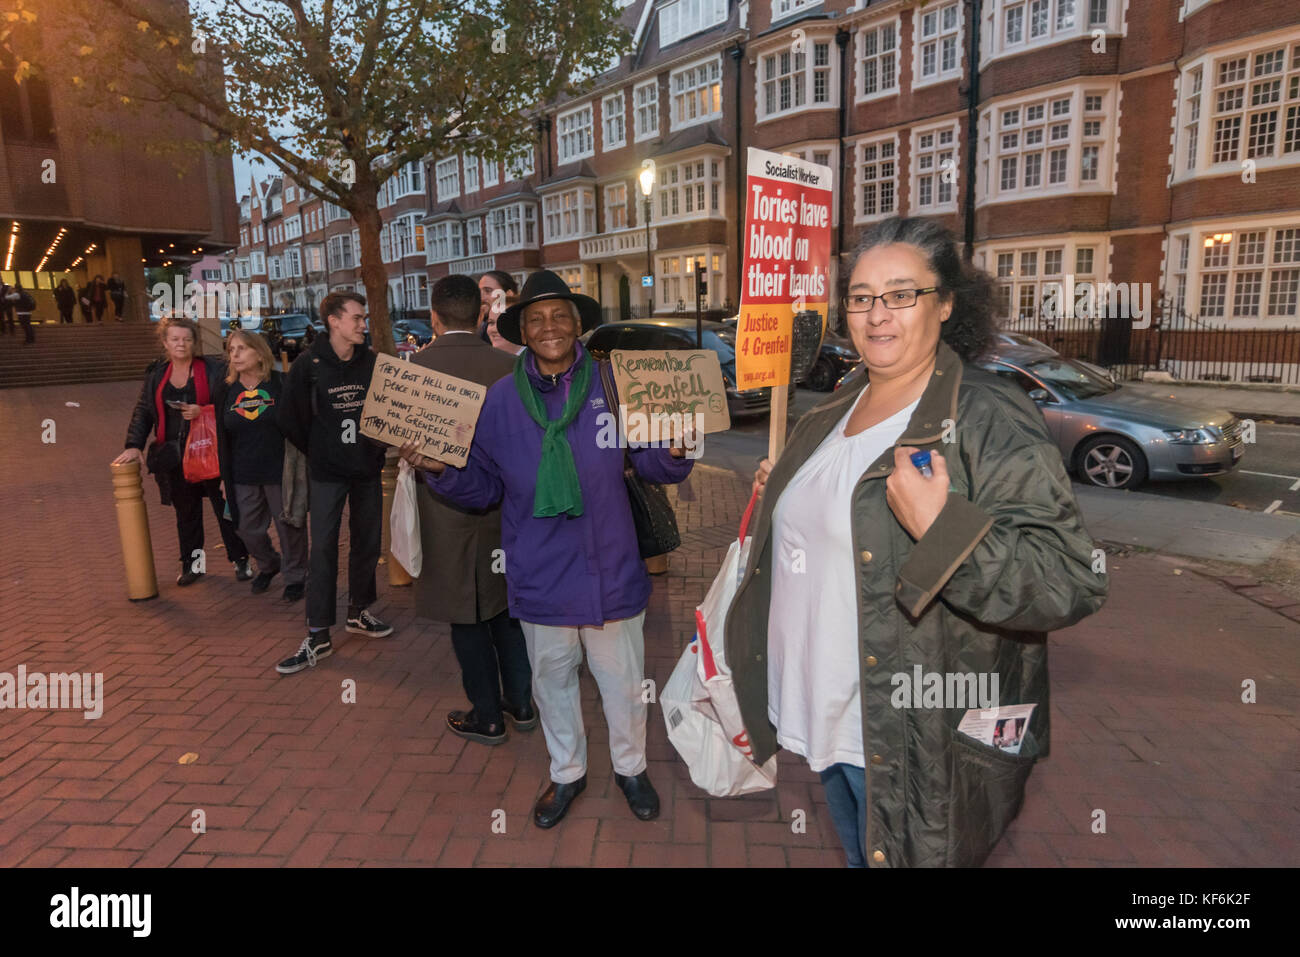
[500,697,539,732]
[614,771,660,821]
[281,583,305,602]
[233,558,254,582]
[446,710,506,746]
[176,567,203,587]
[533,776,586,829]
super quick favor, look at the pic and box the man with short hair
[275,290,393,675]
[408,275,535,744]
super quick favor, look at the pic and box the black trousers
[450,611,532,724]
[306,476,381,629]
[18,315,33,343]
[0,311,13,335]
[112,296,125,320]
[168,469,249,568]
[58,307,74,324]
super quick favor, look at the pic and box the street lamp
[638,161,655,319]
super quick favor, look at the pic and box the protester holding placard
[733,217,1106,867]
[400,270,694,829]
[408,275,535,746]
[275,291,393,676]
[112,316,252,587]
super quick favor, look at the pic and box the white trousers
[520,612,648,784]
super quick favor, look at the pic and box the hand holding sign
[360,355,486,467]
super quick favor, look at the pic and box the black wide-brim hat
[498,269,602,346]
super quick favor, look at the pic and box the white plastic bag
[662,489,777,796]
[391,458,422,577]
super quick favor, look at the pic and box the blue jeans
[819,763,868,868]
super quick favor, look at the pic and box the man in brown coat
[410,275,535,745]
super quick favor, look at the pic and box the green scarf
[513,348,593,518]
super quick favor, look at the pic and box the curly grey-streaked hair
[846,216,997,361]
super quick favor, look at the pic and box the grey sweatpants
[233,482,308,585]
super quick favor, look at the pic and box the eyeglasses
[841,287,940,313]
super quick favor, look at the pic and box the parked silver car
[980,347,1244,489]
[835,344,1244,489]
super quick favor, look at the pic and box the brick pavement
[0,381,1296,867]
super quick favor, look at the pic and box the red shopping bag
[182,406,220,482]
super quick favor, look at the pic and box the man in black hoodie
[275,290,393,675]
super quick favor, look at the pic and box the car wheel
[807,358,835,392]
[1077,435,1148,490]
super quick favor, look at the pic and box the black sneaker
[276,632,332,675]
[251,569,278,594]
[233,558,254,582]
[281,583,305,602]
[346,607,393,638]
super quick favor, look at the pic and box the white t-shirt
[766,389,920,772]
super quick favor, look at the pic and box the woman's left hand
[180,403,202,421]
[886,446,950,540]
[668,419,698,458]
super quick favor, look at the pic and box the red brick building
[0,6,236,322]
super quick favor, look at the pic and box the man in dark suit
[409,275,535,745]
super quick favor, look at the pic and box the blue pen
[910,449,933,478]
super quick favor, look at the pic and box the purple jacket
[427,342,693,626]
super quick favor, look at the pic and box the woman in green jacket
[733,216,1107,867]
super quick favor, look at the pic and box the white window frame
[603,92,627,151]
[482,158,500,188]
[542,187,598,243]
[605,181,630,231]
[404,274,430,311]
[978,81,1119,205]
[913,0,964,90]
[268,255,283,281]
[855,17,900,104]
[669,56,723,131]
[285,246,302,278]
[426,221,463,264]
[977,235,1107,322]
[462,155,479,194]
[656,249,727,311]
[910,121,961,214]
[305,244,325,273]
[557,103,595,163]
[507,143,535,180]
[326,234,355,272]
[488,202,539,252]
[465,217,485,256]
[235,258,250,281]
[653,154,726,224]
[1172,37,1300,185]
[658,0,727,48]
[285,213,302,241]
[435,157,460,202]
[981,0,1122,67]
[1167,218,1300,326]
[758,35,836,122]
[250,250,266,275]
[634,80,660,142]
[854,133,899,224]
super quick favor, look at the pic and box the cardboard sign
[359,355,486,467]
[736,148,833,389]
[609,349,731,437]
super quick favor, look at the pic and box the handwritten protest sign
[610,349,730,436]
[359,355,486,467]
[736,147,833,390]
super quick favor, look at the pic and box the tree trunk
[353,190,394,357]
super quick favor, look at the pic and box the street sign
[641,275,653,287]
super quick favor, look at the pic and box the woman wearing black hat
[401,269,694,829]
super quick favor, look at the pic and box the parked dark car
[261,312,324,361]
[582,318,794,418]
[805,333,859,391]
[393,318,434,348]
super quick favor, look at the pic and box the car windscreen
[1024,357,1117,400]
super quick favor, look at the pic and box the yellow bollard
[111,460,159,600]
[281,350,291,372]
[380,450,413,586]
